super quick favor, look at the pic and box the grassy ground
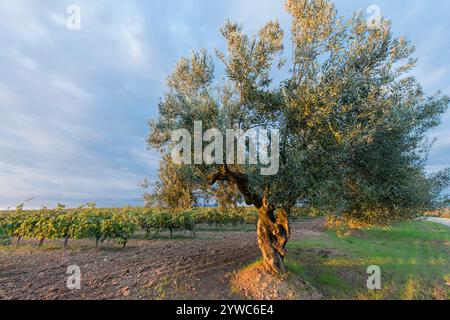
[285,221,450,300]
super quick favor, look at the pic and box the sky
[0,0,449,209]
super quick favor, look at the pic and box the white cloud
[0,160,144,209]
[50,12,66,28]
[228,0,288,32]
[7,48,38,70]
[52,77,91,100]
[118,20,147,65]
[0,0,53,45]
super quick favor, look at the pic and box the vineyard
[0,204,279,249]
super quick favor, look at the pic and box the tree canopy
[148,0,450,273]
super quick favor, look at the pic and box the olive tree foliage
[142,155,242,210]
[212,181,244,210]
[148,0,449,272]
[142,155,197,210]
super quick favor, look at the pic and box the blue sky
[0,0,449,209]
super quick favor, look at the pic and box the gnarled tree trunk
[210,166,291,274]
[257,199,290,274]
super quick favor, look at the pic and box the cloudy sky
[0,0,449,209]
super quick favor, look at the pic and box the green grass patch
[286,221,450,300]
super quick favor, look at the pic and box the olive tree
[143,155,197,209]
[148,0,450,274]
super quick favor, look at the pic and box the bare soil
[231,264,323,300]
[0,219,325,300]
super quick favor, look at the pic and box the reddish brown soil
[232,263,324,300]
[0,219,325,300]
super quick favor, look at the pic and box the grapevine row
[0,205,264,249]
